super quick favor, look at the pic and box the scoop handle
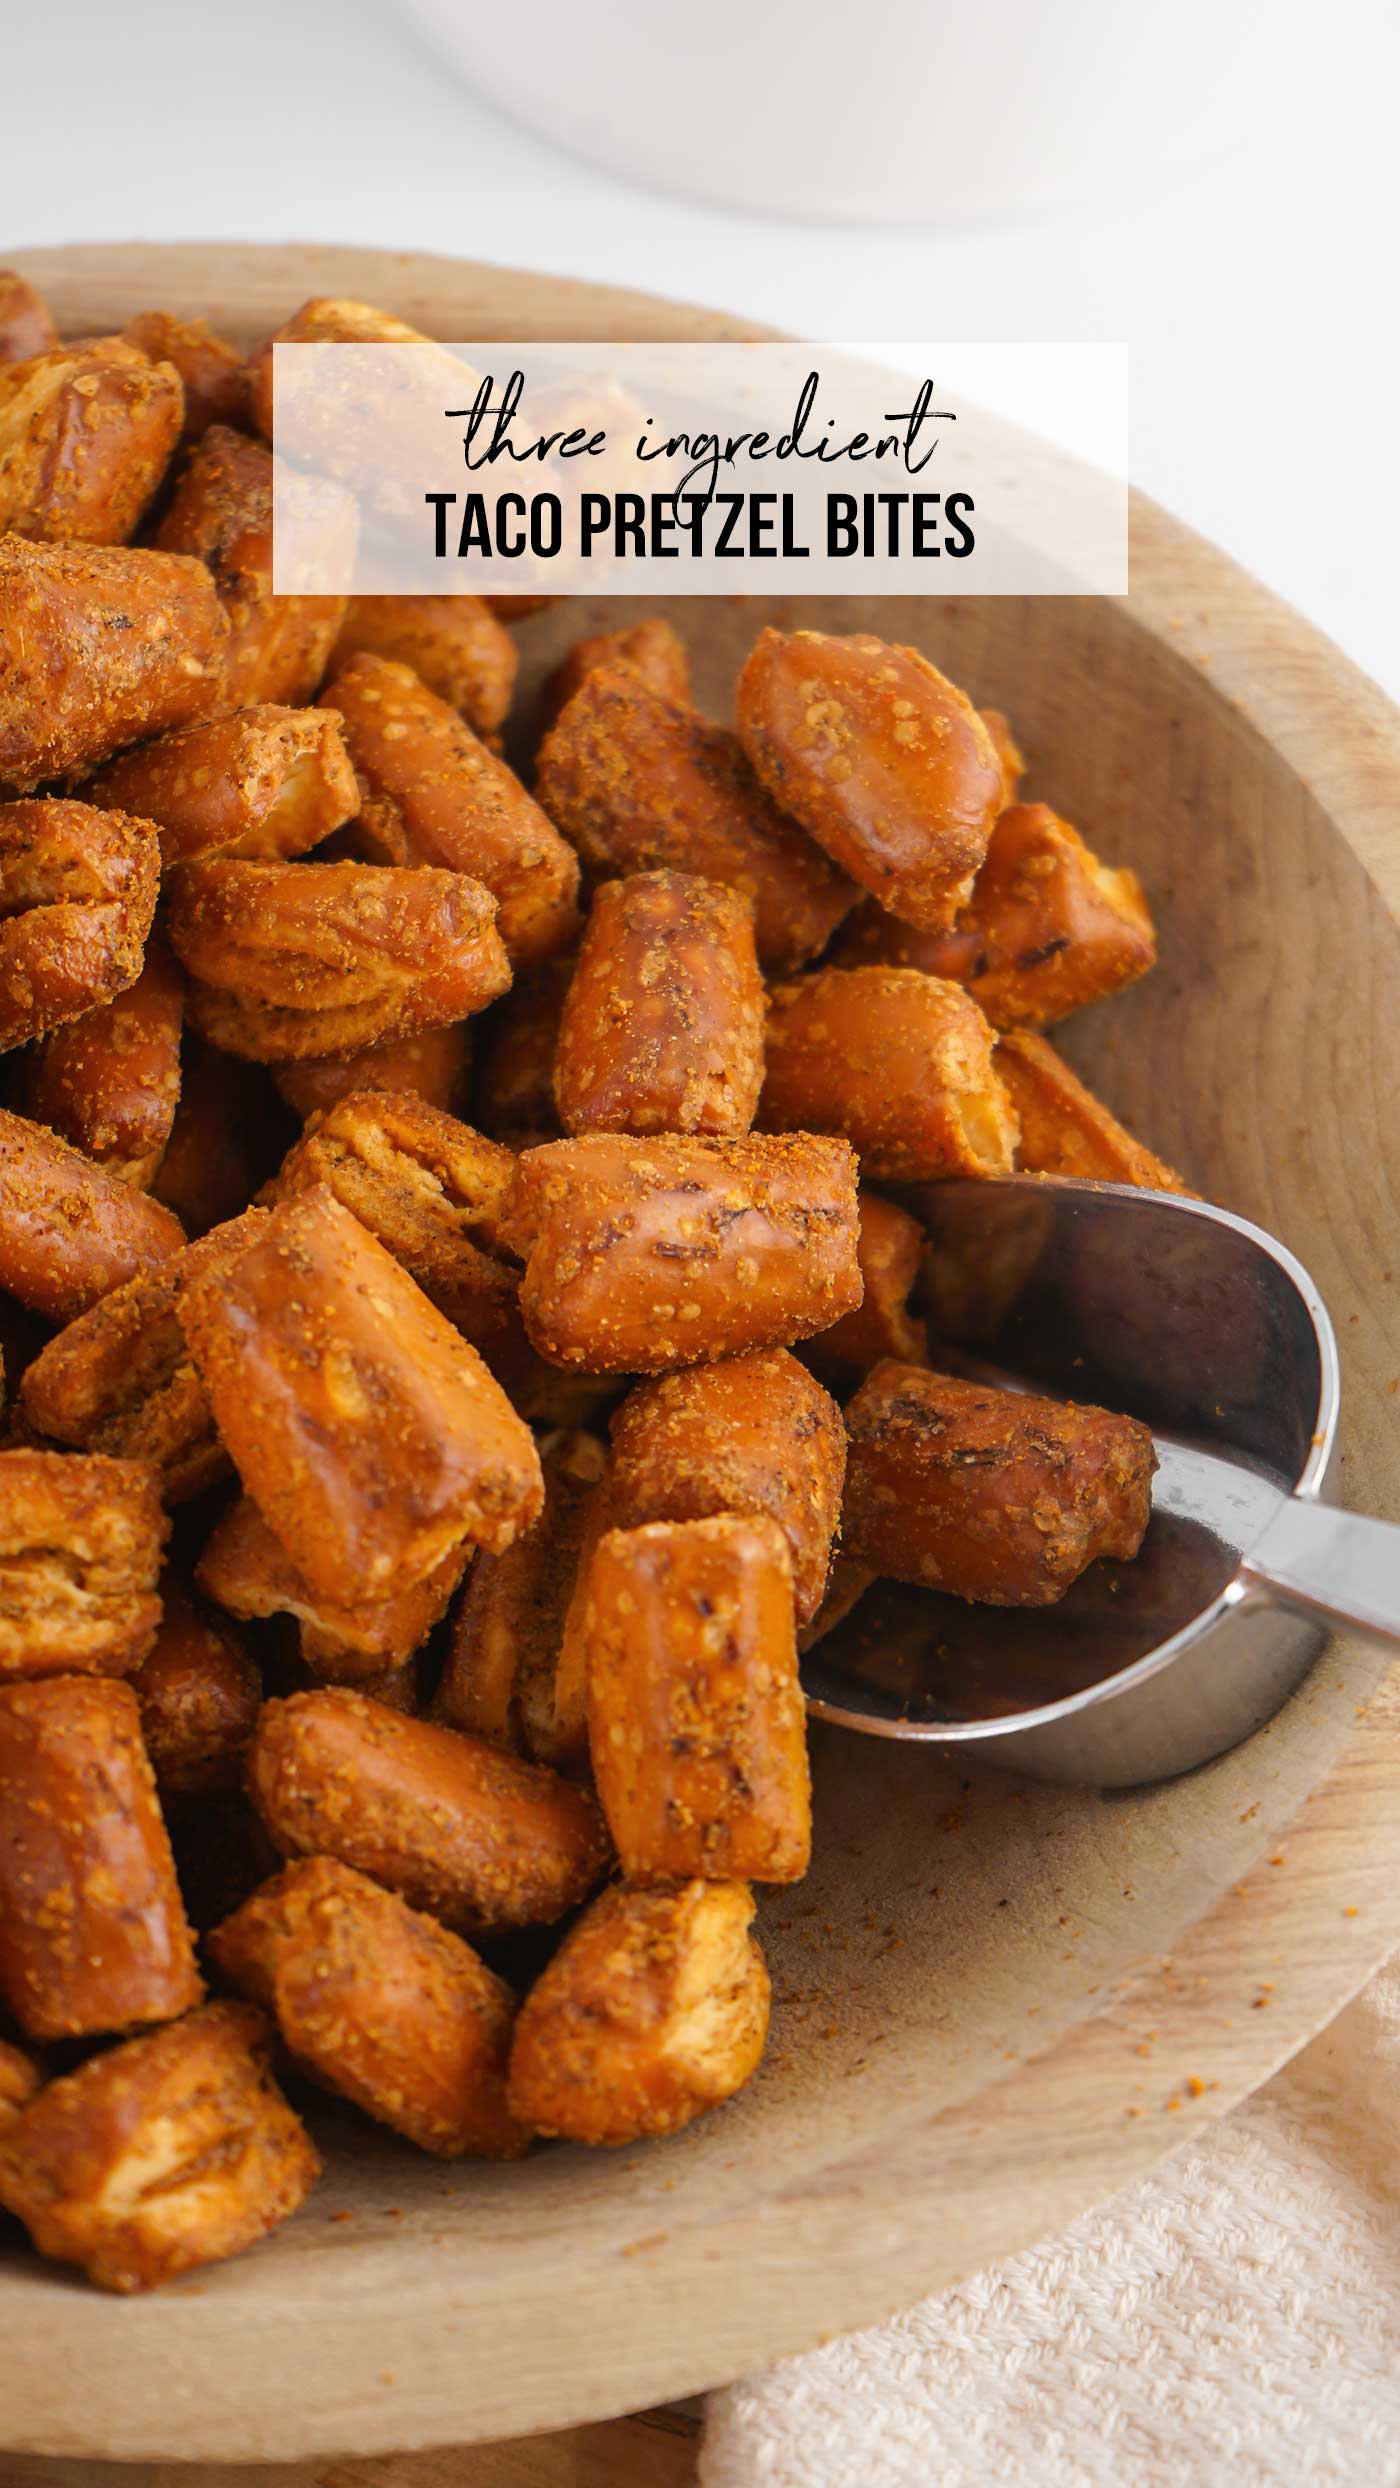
[1243,1498,1400,1646]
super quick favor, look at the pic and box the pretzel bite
[504,1132,861,1373]
[0,2000,319,2293]
[487,593,557,619]
[805,1191,928,1384]
[0,799,160,1055]
[329,594,517,739]
[555,871,765,1139]
[585,1514,810,1882]
[154,424,348,709]
[151,1039,291,1237]
[842,1361,1157,1605]
[608,1351,844,1624]
[247,1688,610,1933]
[321,653,579,966]
[471,957,571,1139]
[20,930,183,1186]
[0,1675,201,2041]
[736,628,1003,931]
[981,707,1025,804]
[178,1185,542,1603]
[133,1578,260,1799]
[212,1857,528,2159]
[996,1029,1193,1193]
[121,310,247,441]
[167,857,510,1062]
[0,537,227,791]
[535,664,856,972]
[198,1494,467,1677]
[245,294,444,440]
[0,2038,41,2126]
[0,1107,185,1323]
[838,804,1158,1031]
[274,1021,470,1121]
[508,1878,769,2146]
[437,1429,606,1766]
[541,616,692,730]
[265,1089,521,1368]
[761,966,1017,1181]
[0,338,184,545]
[0,1448,167,1684]
[86,705,359,871]
[0,272,57,364]
[797,1548,875,1654]
[21,1210,264,1501]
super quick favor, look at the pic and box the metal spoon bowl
[803,1175,1399,1787]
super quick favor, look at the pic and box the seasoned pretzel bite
[0,1447,167,1683]
[608,1351,844,1624]
[508,1878,769,2146]
[471,957,571,1139]
[797,1547,875,1654]
[736,628,1004,930]
[121,310,247,441]
[264,1089,521,1368]
[436,1429,606,1766]
[212,1857,529,2159]
[167,857,510,1062]
[21,1210,265,1501]
[245,294,443,440]
[0,537,227,792]
[555,871,765,1138]
[535,665,857,972]
[585,1514,811,1883]
[838,803,1158,1031]
[761,966,1017,1181]
[842,1361,1157,1606]
[982,707,1026,804]
[0,1675,201,2041]
[0,2038,41,2127]
[321,653,580,966]
[133,1578,260,1799]
[0,273,57,364]
[805,1191,929,1384]
[0,799,160,1055]
[20,930,183,1187]
[329,594,517,740]
[274,1021,470,1121]
[151,1039,291,1237]
[0,2000,319,2293]
[197,1494,467,1677]
[86,705,360,871]
[154,425,348,709]
[504,1132,862,1374]
[0,1107,185,1323]
[247,1688,610,1933]
[996,1029,1193,1193]
[177,1185,542,1602]
[0,338,185,546]
[541,616,692,730]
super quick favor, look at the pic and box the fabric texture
[702,1962,1400,2488]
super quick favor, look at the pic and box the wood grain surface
[1,244,1398,2472]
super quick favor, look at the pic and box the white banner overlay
[271,342,1127,598]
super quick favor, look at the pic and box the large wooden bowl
[4,244,1400,2465]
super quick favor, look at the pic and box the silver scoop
[802,1175,1400,1787]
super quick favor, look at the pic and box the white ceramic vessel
[399,0,1313,225]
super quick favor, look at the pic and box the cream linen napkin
[702,1962,1400,2488]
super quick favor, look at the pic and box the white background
[3,0,1397,695]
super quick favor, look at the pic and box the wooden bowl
[4,244,1400,2465]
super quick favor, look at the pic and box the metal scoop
[802,1175,1400,1787]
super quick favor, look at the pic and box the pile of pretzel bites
[0,280,1177,2293]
